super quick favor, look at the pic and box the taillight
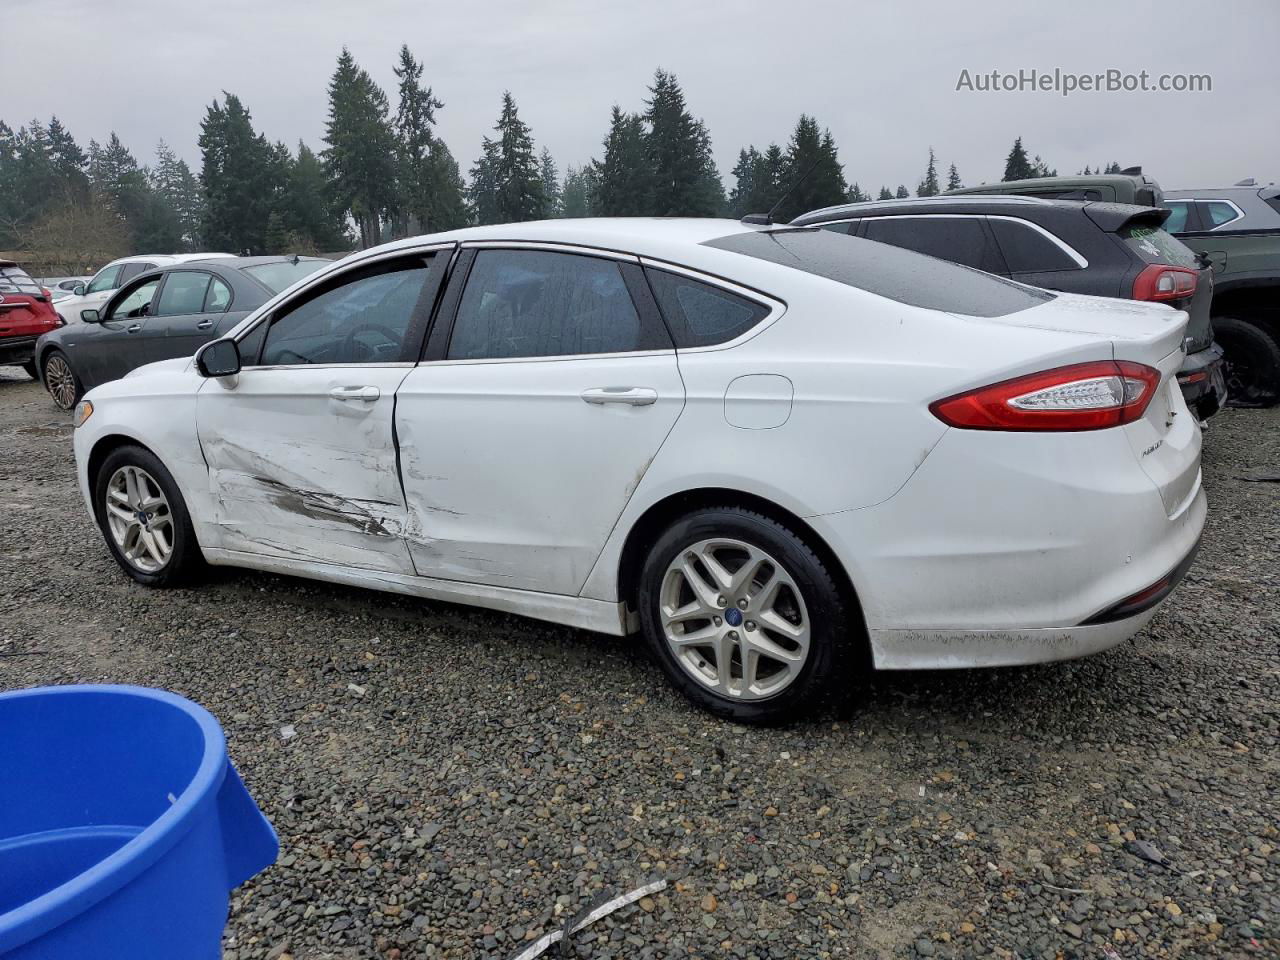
[1132,264,1197,302]
[930,361,1161,431]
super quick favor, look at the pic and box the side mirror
[195,339,241,378]
[80,309,100,324]
[71,282,86,296]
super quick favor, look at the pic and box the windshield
[0,265,44,296]
[704,228,1053,318]
[1119,224,1199,269]
[242,259,329,294]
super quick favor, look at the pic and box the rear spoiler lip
[1083,202,1171,233]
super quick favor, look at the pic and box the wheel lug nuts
[745,621,756,631]
[737,598,748,610]
[717,595,727,607]
[713,616,723,626]
[728,630,739,641]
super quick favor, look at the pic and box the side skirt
[201,547,631,636]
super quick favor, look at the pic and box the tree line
[0,48,1125,272]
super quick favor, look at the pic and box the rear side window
[1200,201,1242,229]
[861,216,1003,272]
[205,277,233,312]
[988,219,1081,273]
[704,228,1053,318]
[155,271,211,316]
[645,269,770,348]
[1118,225,1198,269]
[117,262,154,284]
[448,250,667,360]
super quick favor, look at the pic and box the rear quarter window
[989,219,1081,273]
[703,228,1053,318]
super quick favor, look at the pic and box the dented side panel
[196,366,417,573]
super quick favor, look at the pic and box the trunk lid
[0,264,61,339]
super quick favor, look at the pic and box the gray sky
[7,0,1278,194]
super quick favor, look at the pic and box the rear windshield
[242,259,328,294]
[703,229,1053,318]
[0,265,43,296]
[1119,225,1198,268]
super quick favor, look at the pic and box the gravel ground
[1,365,1277,960]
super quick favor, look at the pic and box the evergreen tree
[561,164,599,218]
[1029,155,1056,178]
[45,117,89,205]
[151,140,204,249]
[916,147,940,197]
[391,44,464,236]
[774,115,845,221]
[277,141,349,251]
[539,148,561,218]
[946,163,962,191]
[471,91,544,224]
[895,184,910,198]
[1104,161,1122,174]
[877,186,894,200]
[728,147,760,218]
[323,48,399,248]
[643,69,722,216]
[1002,136,1035,181]
[846,182,869,203]
[199,93,286,254]
[467,138,502,225]
[596,106,652,216]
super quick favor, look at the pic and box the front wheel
[93,445,204,587]
[43,349,83,411]
[1213,315,1280,408]
[637,507,854,724]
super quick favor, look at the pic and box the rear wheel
[637,507,852,724]
[43,349,82,411]
[94,445,204,587]
[1213,315,1280,407]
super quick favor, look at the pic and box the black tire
[93,445,205,587]
[637,507,855,724]
[1213,315,1280,408]
[42,349,83,411]
[21,359,37,379]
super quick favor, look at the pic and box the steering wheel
[343,322,402,361]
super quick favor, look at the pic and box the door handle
[580,386,658,406]
[196,318,214,330]
[329,385,380,402]
[126,323,141,333]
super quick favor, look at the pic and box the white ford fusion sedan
[71,219,1205,722]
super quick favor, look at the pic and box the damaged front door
[196,253,444,573]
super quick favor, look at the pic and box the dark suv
[792,195,1225,418]
[948,171,1280,406]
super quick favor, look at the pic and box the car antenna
[291,253,300,265]
[742,158,822,226]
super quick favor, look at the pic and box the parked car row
[948,170,1280,407]
[69,218,1204,722]
[35,255,330,409]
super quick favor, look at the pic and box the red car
[0,260,63,378]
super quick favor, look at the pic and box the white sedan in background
[70,219,1205,722]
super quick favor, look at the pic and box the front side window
[989,219,1081,272]
[86,264,123,294]
[155,271,211,317]
[645,268,769,348]
[257,258,432,366]
[106,278,161,321]
[447,250,663,360]
[862,216,1001,272]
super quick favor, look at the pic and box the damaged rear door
[196,251,448,573]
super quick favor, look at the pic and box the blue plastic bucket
[0,684,278,959]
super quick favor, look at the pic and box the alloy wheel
[104,466,175,573]
[659,538,811,700]
[45,355,77,410]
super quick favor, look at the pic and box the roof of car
[169,255,331,271]
[792,194,1076,224]
[361,218,762,262]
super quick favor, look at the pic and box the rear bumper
[809,424,1206,671]
[0,335,38,365]
[1177,343,1228,420]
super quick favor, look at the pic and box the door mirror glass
[80,309,100,324]
[71,281,86,296]
[196,338,241,378]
